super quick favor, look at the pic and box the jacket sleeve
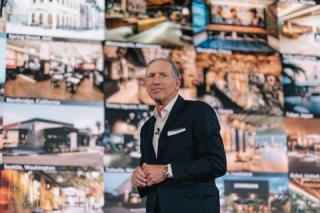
[137,124,151,198]
[171,102,227,183]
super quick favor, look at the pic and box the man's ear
[176,78,181,90]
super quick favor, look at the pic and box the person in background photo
[212,5,225,24]
[249,8,263,27]
[131,58,227,213]
[228,8,242,25]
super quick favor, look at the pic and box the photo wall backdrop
[0,0,320,213]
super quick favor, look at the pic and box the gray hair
[147,58,182,80]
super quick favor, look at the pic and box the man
[228,8,242,25]
[212,5,225,24]
[131,58,226,213]
[249,8,263,27]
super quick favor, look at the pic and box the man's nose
[151,75,161,84]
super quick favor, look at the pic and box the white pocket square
[167,128,186,136]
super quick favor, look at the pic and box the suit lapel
[145,116,157,162]
[157,96,185,157]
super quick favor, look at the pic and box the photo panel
[104,44,198,105]
[289,177,320,212]
[0,33,5,96]
[104,102,153,168]
[0,164,104,213]
[220,113,288,174]
[103,167,146,213]
[278,2,320,56]
[4,35,104,104]
[282,54,320,118]
[193,0,279,53]
[105,0,193,48]
[217,173,290,213]
[0,0,6,32]
[210,2,266,27]
[279,0,320,4]
[0,115,3,151]
[285,117,320,177]
[0,101,104,166]
[196,50,283,116]
[4,0,105,40]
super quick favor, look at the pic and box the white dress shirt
[152,94,178,177]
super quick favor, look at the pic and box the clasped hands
[131,163,168,188]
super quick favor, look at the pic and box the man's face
[250,12,256,19]
[145,60,180,103]
[215,5,222,14]
[231,10,237,17]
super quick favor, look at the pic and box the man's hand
[142,163,168,187]
[131,166,147,188]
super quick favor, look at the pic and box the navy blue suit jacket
[138,96,227,213]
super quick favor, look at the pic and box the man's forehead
[146,60,172,72]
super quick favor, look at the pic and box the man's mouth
[151,88,162,93]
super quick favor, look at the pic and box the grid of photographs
[196,51,283,115]
[0,116,3,151]
[5,0,105,40]
[278,2,320,56]
[0,165,104,213]
[282,54,320,118]
[0,0,6,32]
[286,117,320,212]
[103,167,146,213]
[0,32,5,96]
[221,114,287,174]
[0,102,104,167]
[289,177,320,212]
[193,0,279,53]
[104,102,153,168]
[285,118,320,177]
[104,44,197,105]
[106,0,193,48]
[0,0,320,212]
[4,36,104,104]
[217,173,290,213]
[279,0,320,4]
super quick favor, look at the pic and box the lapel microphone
[155,127,161,135]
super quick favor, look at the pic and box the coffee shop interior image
[1,0,320,212]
